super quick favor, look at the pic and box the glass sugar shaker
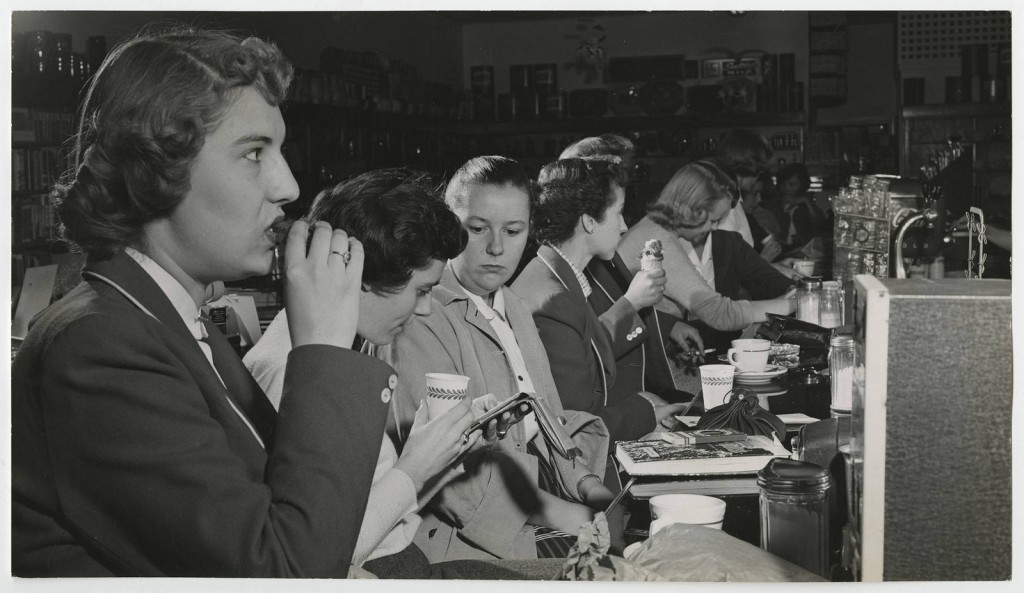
[796,277,822,325]
[829,334,855,414]
[819,281,842,329]
[758,458,832,579]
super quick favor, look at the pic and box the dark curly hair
[52,25,294,259]
[306,168,467,296]
[532,156,629,246]
[444,155,537,214]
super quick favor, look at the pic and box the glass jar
[758,458,831,579]
[829,334,855,413]
[796,277,822,325]
[819,281,842,329]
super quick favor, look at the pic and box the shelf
[12,190,51,198]
[902,103,1011,120]
[465,112,806,136]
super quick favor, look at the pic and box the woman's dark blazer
[511,245,654,443]
[11,250,393,577]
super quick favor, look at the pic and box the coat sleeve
[729,234,794,300]
[596,296,646,359]
[36,313,392,577]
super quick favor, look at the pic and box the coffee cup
[649,494,727,533]
[424,373,469,419]
[727,338,772,373]
[699,364,735,410]
[792,259,815,276]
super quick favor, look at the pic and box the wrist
[575,473,601,499]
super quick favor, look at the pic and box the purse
[694,387,787,441]
[756,313,832,351]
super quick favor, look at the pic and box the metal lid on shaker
[757,458,831,493]
[797,276,823,290]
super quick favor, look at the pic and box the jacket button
[380,388,392,403]
[636,327,643,335]
[388,374,398,389]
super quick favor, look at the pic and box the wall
[815,21,899,125]
[11,11,464,88]
[461,11,809,92]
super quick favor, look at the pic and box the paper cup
[649,494,727,533]
[699,364,735,410]
[425,373,469,419]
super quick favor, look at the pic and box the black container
[534,63,558,94]
[509,64,534,94]
[497,93,519,122]
[944,76,967,103]
[539,91,567,120]
[53,33,73,78]
[87,36,107,75]
[902,77,925,106]
[28,31,54,75]
[470,65,494,97]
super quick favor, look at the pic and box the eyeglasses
[965,207,987,279]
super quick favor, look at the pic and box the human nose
[619,214,627,233]
[486,232,504,256]
[271,152,300,205]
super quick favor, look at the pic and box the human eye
[467,225,487,234]
[505,227,522,237]
[243,147,263,162]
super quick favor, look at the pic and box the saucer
[733,364,788,385]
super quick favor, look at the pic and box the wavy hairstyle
[716,129,773,178]
[775,162,812,194]
[306,168,467,295]
[532,156,629,246]
[444,155,537,214]
[648,159,740,232]
[52,25,294,259]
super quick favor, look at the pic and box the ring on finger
[330,250,351,264]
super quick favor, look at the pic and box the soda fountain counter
[847,275,1011,581]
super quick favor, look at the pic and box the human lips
[481,264,505,273]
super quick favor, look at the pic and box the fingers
[283,220,312,269]
[343,237,364,280]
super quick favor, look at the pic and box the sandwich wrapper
[528,395,582,460]
[638,239,664,271]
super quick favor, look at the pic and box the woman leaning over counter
[617,159,796,332]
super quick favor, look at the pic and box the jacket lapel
[437,266,501,347]
[84,251,276,448]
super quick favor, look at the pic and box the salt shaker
[819,281,842,329]
[758,458,831,579]
[796,277,823,325]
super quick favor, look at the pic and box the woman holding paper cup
[617,159,796,335]
[11,27,395,577]
[246,169,552,578]
[513,157,690,443]
[387,156,615,562]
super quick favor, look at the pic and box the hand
[760,237,783,262]
[578,474,615,510]
[283,220,364,349]
[775,295,798,315]
[394,399,479,493]
[669,321,704,354]
[470,393,535,446]
[624,267,667,310]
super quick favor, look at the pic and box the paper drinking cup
[649,494,727,532]
[424,373,469,419]
[792,259,815,276]
[727,338,772,372]
[699,364,735,410]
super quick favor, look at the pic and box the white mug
[727,339,771,373]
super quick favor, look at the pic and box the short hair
[716,129,773,178]
[444,155,537,214]
[532,157,629,246]
[648,159,739,232]
[559,134,635,161]
[775,162,812,194]
[306,168,467,295]
[53,25,294,259]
